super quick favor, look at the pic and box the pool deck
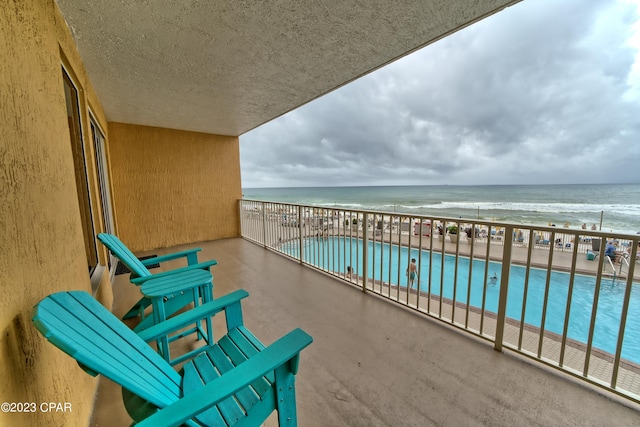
[91,237,640,426]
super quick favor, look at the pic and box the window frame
[62,65,99,276]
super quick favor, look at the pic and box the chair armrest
[136,328,313,427]
[136,290,249,343]
[140,248,202,267]
[130,260,218,285]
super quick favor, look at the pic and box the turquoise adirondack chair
[97,233,218,331]
[32,290,313,426]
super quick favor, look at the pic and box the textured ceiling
[55,0,520,137]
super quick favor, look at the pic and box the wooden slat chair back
[33,292,181,408]
[97,233,153,278]
[32,291,312,426]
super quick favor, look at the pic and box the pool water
[283,236,640,364]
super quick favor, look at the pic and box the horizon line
[242,182,639,190]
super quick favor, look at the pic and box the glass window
[91,118,116,270]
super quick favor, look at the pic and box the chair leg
[123,296,152,319]
[274,364,298,426]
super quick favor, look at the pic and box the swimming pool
[282,236,640,364]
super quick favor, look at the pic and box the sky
[239,0,640,188]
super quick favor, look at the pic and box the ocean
[242,184,640,235]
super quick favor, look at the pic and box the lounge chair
[97,233,218,331]
[32,290,313,426]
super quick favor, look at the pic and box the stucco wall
[108,122,242,252]
[0,0,111,425]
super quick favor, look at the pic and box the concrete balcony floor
[91,237,640,426]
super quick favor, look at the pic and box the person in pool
[489,272,498,285]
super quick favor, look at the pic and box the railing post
[494,225,514,352]
[298,205,304,264]
[239,200,244,238]
[262,202,267,248]
[362,212,368,293]
[611,240,638,388]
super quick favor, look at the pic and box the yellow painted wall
[1,0,111,425]
[108,123,242,252]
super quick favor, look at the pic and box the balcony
[92,235,640,425]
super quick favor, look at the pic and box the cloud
[240,0,640,188]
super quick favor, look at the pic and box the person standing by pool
[605,241,617,263]
[406,258,417,288]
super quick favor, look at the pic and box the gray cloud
[240,0,640,187]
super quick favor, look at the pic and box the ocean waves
[243,184,640,234]
[401,201,640,217]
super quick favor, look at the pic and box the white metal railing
[239,199,640,403]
